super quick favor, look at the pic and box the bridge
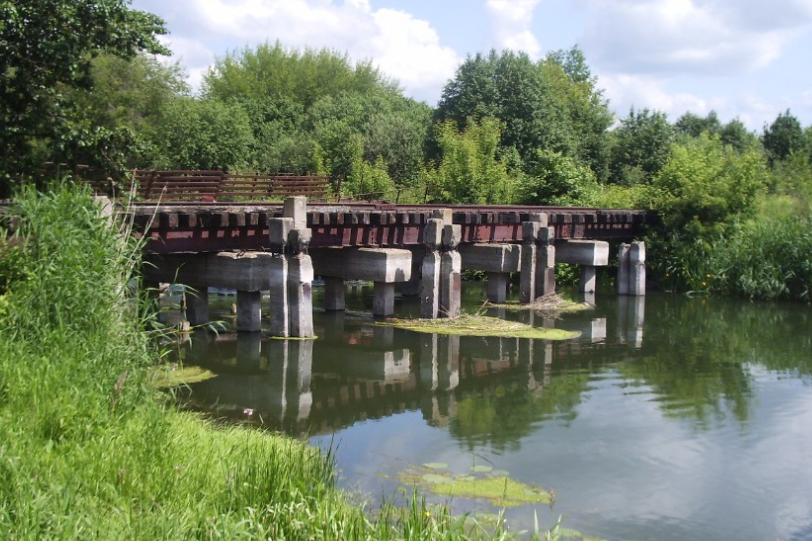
[1,189,655,337]
[132,197,654,338]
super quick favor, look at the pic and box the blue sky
[131,0,812,131]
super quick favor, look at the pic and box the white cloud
[582,0,812,76]
[485,0,544,57]
[134,0,460,102]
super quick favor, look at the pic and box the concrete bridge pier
[184,287,209,327]
[618,241,646,296]
[311,247,412,317]
[236,290,262,332]
[520,214,555,303]
[268,197,314,338]
[459,243,521,303]
[556,240,610,294]
[420,211,461,319]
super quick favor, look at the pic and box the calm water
[168,283,812,541]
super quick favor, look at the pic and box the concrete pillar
[373,282,396,317]
[580,266,597,294]
[420,218,443,319]
[630,241,646,296]
[185,287,209,326]
[618,243,630,296]
[236,290,262,332]
[323,276,346,311]
[288,255,314,338]
[520,240,537,304]
[520,217,555,303]
[440,249,461,318]
[487,272,509,303]
[618,241,646,296]
[269,255,289,337]
[420,251,441,319]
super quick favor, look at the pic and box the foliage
[762,109,805,166]
[608,108,674,185]
[435,48,612,174]
[150,97,254,171]
[520,149,602,206]
[424,118,519,204]
[0,0,168,194]
[645,134,767,290]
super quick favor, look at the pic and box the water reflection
[168,286,812,541]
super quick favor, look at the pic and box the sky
[130,0,812,131]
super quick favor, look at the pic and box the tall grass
[0,184,554,540]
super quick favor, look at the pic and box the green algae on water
[400,465,553,507]
[486,293,593,314]
[376,315,579,340]
[150,364,217,388]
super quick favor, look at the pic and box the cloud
[485,0,544,57]
[132,0,460,102]
[582,0,812,76]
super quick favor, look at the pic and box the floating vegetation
[149,364,217,388]
[399,463,553,507]
[376,315,579,340]
[486,293,593,314]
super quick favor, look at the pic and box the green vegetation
[3,185,572,540]
[3,0,812,302]
[376,315,580,340]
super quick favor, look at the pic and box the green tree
[762,110,805,166]
[424,118,518,204]
[520,149,601,206]
[719,118,757,154]
[0,0,168,192]
[675,111,722,138]
[609,108,674,185]
[435,47,612,174]
[151,98,254,171]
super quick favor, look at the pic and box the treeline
[3,6,812,301]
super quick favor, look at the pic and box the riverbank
[0,186,549,540]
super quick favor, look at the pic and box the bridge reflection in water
[173,295,645,437]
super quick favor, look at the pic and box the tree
[435,47,612,178]
[762,110,805,166]
[609,108,674,185]
[675,111,722,138]
[0,0,168,192]
[424,118,518,204]
[151,98,254,171]
[719,119,757,154]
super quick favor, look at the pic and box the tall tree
[762,110,805,166]
[435,47,612,177]
[609,108,674,185]
[0,0,168,192]
[675,111,722,138]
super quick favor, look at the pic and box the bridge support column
[268,197,315,338]
[556,240,609,294]
[439,224,462,318]
[373,282,396,317]
[420,217,443,319]
[520,214,555,303]
[185,287,209,327]
[236,290,262,332]
[487,272,510,303]
[323,276,346,311]
[618,241,646,296]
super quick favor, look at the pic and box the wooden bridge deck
[129,201,655,254]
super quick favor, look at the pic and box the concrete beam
[311,247,412,283]
[144,252,275,292]
[555,240,609,266]
[459,243,521,273]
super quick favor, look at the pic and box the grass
[0,183,564,540]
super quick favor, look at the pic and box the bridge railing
[82,170,335,202]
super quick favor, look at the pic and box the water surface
[170,284,812,541]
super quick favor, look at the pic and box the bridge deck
[129,202,654,254]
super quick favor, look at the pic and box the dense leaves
[0,0,168,193]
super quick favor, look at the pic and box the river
[168,283,812,541]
